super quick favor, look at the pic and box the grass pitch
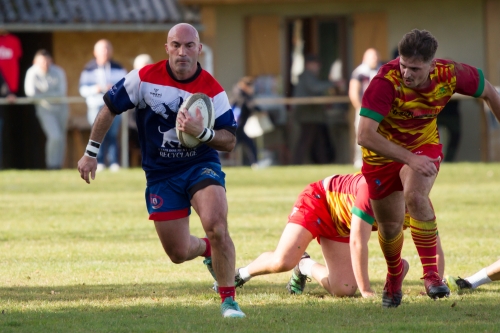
[1,163,500,332]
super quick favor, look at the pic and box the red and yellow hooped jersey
[360,58,484,165]
[322,173,375,238]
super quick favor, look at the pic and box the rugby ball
[176,93,215,148]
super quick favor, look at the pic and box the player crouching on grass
[78,23,245,318]
[217,173,444,299]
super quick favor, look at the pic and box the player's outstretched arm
[350,215,375,298]
[77,105,116,184]
[480,80,500,121]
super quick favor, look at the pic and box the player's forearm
[350,241,372,295]
[89,106,116,143]
[358,129,414,164]
[482,81,500,121]
[206,129,236,152]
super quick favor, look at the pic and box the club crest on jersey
[158,126,179,148]
[435,86,449,99]
[201,168,219,178]
[151,97,181,120]
[150,194,163,209]
[150,88,162,98]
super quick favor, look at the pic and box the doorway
[285,16,348,96]
[285,16,350,164]
[2,32,52,169]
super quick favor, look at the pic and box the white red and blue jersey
[103,60,237,185]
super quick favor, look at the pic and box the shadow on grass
[0,280,346,303]
[0,277,479,303]
[1,280,500,332]
[0,283,500,333]
[0,281,218,302]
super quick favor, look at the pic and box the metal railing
[0,96,133,167]
[0,93,490,167]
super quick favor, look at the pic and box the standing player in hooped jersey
[77,23,245,318]
[357,29,500,308]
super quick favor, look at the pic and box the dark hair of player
[398,29,438,63]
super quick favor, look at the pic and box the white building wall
[209,0,485,161]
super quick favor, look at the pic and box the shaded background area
[2,32,52,169]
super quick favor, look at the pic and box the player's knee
[270,257,295,273]
[378,221,403,238]
[404,191,428,210]
[169,257,186,264]
[166,249,189,264]
[327,284,357,297]
[204,222,229,243]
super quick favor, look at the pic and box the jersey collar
[166,60,202,84]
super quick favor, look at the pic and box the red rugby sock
[201,237,211,257]
[410,217,438,276]
[219,286,235,303]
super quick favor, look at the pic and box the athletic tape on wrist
[85,140,101,158]
[196,128,215,142]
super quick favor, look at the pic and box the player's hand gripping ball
[176,93,215,148]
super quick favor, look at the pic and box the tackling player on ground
[357,29,500,307]
[77,23,245,318]
[446,259,500,291]
[227,173,444,298]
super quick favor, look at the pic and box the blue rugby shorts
[145,162,226,221]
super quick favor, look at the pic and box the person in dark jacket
[292,54,334,164]
[231,76,261,166]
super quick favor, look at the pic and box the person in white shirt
[79,40,127,172]
[348,48,380,168]
[24,49,68,169]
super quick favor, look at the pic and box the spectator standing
[231,76,261,166]
[79,39,127,172]
[128,54,154,166]
[348,48,380,168]
[24,49,68,169]
[133,54,154,71]
[0,29,22,169]
[292,54,334,164]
